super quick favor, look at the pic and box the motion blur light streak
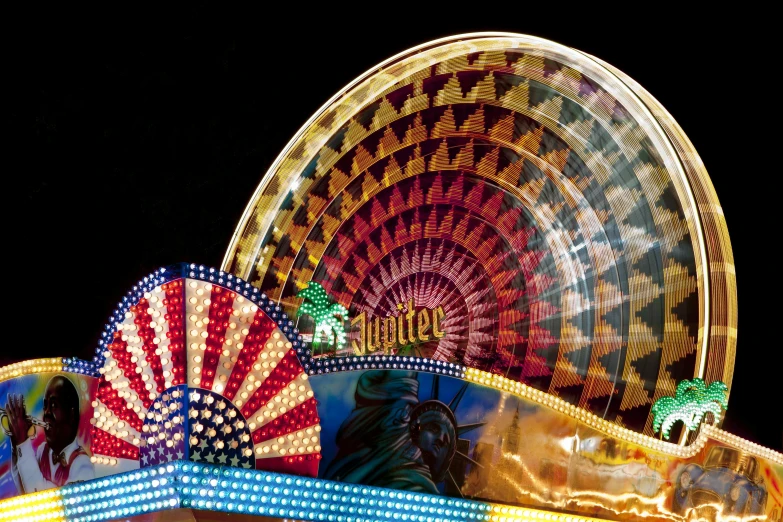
[224,33,736,438]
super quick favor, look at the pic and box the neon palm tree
[652,378,728,440]
[295,282,348,354]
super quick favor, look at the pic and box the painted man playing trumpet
[5,375,94,493]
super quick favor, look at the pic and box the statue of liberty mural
[323,370,483,494]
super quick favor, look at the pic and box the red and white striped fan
[89,271,321,477]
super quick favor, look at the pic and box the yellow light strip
[702,424,783,464]
[484,504,610,521]
[0,358,63,384]
[0,488,65,522]
[464,368,783,465]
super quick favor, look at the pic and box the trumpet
[0,408,49,437]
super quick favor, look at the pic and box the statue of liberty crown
[409,375,484,438]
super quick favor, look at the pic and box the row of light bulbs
[186,301,258,318]
[464,368,783,464]
[0,459,615,522]
[704,424,783,465]
[253,425,322,456]
[0,358,62,383]
[89,400,142,448]
[89,456,118,466]
[2,464,180,522]
[466,369,692,455]
[178,462,608,522]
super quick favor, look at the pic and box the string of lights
[0,461,616,522]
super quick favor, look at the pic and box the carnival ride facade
[1,33,780,522]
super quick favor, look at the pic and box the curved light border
[586,52,737,395]
[1,360,777,466]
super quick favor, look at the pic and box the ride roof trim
[1,357,778,465]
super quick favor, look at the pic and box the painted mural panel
[310,370,783,521]
[0,372,143,499]
[1,364,780,520]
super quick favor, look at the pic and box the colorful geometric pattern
[588,54,738,408]
[222,34,736,435]
[90,268,321,476]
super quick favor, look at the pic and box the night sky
[6,10,780,450]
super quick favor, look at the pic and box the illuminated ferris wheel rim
[223,32,705,296]
[220,33,735,404]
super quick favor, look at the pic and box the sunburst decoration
[89,265,321,477]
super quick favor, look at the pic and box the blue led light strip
[180,461,492,520]
[311,354,466,379]
[0,460,611,522]
[62,357,97,376]
[62,465,179,522]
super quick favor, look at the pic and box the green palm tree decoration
[651,378,728,440]
[295,282,348,355]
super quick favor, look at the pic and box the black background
[5,7,780,450]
